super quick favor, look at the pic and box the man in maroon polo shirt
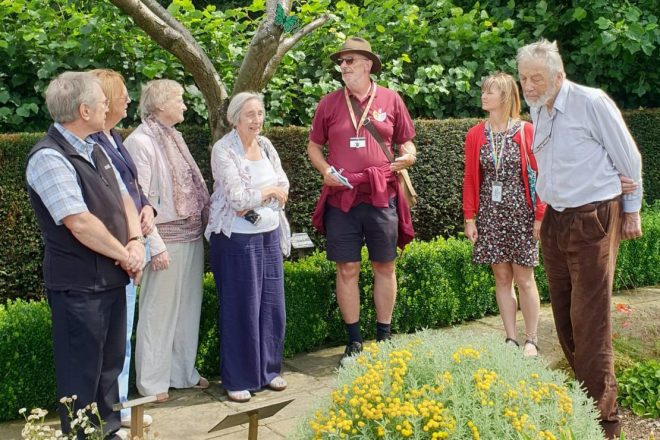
[307,36,417,365]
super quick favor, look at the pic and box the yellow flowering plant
[294,330,603,439]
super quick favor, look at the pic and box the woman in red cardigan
[462,72,546,356]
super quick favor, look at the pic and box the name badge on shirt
[349,137,366,149]
[492,181,503,203]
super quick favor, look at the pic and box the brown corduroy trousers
[540,197,623,439]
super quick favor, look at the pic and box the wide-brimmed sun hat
[329,36,382,74]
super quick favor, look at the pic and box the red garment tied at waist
[312,164,414,249]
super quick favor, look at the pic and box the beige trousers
[135,238,204,396]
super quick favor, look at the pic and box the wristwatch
[128,235,146,245]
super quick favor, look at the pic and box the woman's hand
[261,186,288,206]
[151,251,170,271]
[140,205,155,235]
[533,220,542,241]
[464,221,478,244]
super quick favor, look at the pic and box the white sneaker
[115,429,129,440]
[121,413,153,428]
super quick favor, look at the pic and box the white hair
[45,72,101,123]
[226,92,264,127]
[516,39,565,78]
[138,79,184,119]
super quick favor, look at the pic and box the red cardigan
[462,121,546,221]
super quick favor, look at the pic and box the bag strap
[348,95,395,163]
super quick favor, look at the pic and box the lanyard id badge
[487,119,510,204]
[349,137,366,148]
[344,83,376,150]
[491,181,503,202]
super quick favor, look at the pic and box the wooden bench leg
[131,405,145,439]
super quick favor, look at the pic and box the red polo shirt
[309,84,416,173]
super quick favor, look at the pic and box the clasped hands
[118,240,145,283]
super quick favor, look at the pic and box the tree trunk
[108,0,329,143]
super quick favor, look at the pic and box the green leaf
[596,16,611,30]
[572,7,587,21]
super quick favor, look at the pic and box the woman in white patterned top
[205,92,290,402]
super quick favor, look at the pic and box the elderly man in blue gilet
[26,71,145,440]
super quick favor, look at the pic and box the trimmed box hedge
[2,206,659,422]
[1,110,658,301]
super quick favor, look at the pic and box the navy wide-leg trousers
[210,229,286,392]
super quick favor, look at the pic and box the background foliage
[0,0,658,132]
[1,110,658,301]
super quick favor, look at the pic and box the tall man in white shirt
[516,39,643,439]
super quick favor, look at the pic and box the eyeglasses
[532,107,557,154]
[335,56,368,66]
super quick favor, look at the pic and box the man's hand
[151,250,170,271]
[140,205,155,235]
[391,153,415,172]
[119,240,145,273]
[323,167,345,187]
[532,220,542,241]
[464,221,478,244]
[621,211,643,240]
[619,175,639,195]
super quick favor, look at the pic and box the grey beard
[524,87,557,108]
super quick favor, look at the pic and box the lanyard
[487,118,510,180]
[344,82,377,136]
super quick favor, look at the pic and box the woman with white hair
[205,92,290,402]
[124,79,210,401]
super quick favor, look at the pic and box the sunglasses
[335,56,368,66]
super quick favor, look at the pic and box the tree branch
[262,13,331,86]
[108,0,229,141]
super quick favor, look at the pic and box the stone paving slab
[1,288,657,439]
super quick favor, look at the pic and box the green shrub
[0,299,55,422]
[194,273,220,379]
[292,330,603,439]
[617,360,660,418]
[2,111,659,300]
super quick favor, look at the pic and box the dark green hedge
[2,205,659,422]
[1,110,658,300]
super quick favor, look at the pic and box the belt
[552,196,621,214]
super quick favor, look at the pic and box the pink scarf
[142,115,210,223]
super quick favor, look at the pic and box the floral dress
[472,121,538,266]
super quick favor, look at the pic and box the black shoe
[339,341,363,367]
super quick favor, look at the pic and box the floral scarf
[142,115,210,223]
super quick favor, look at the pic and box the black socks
[345,321,363,344]
[345,321,392,343]
[376,322,392,342]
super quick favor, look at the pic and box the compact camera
[243,209,262,226]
